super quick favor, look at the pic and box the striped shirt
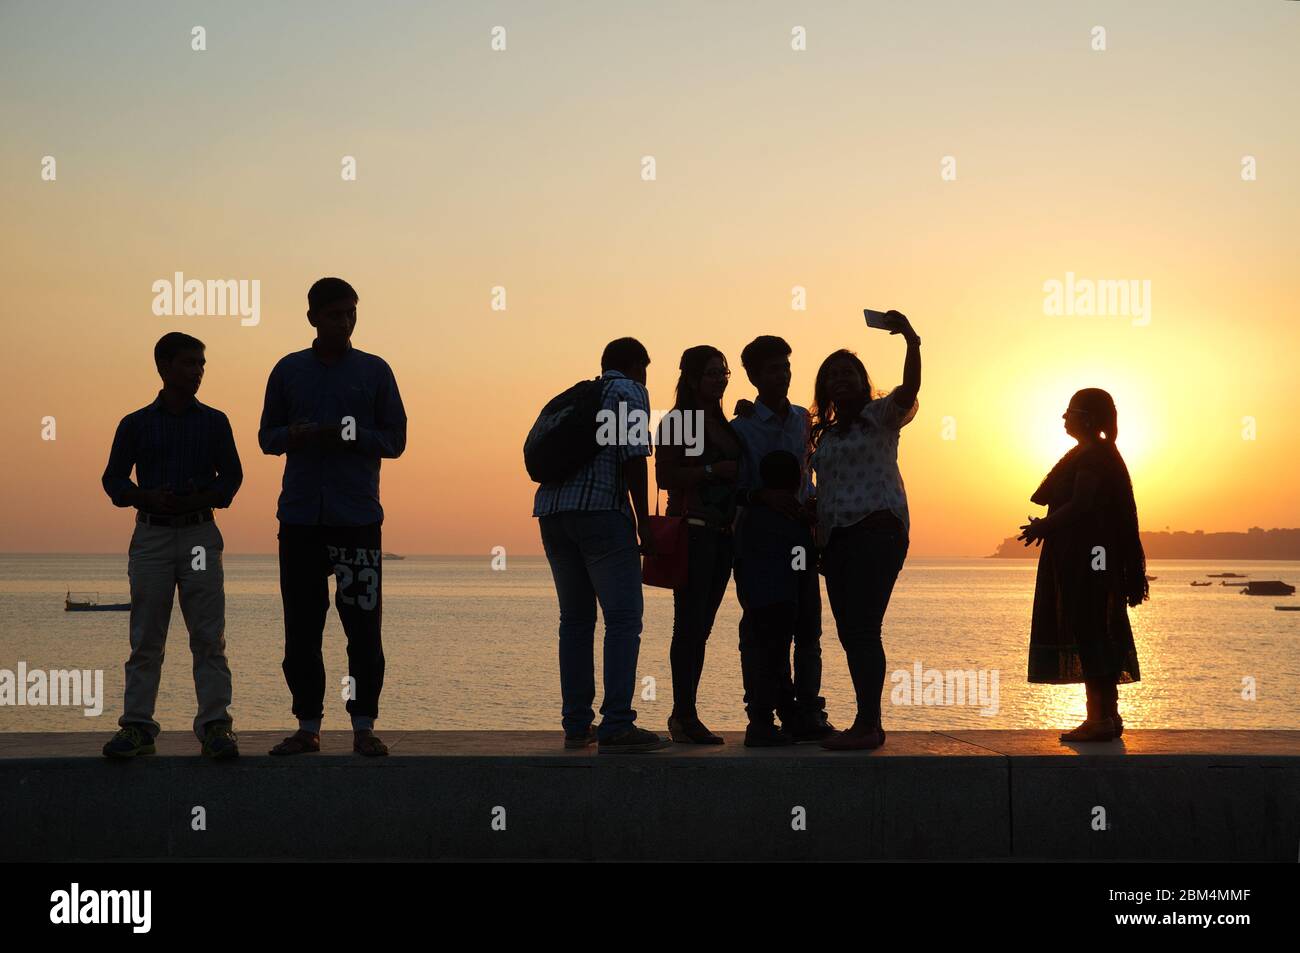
[532,370,652,521]
[102,393,243,510]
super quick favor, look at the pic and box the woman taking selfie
[1018,388,1146,742]
[656,345,742,744]
[809,311,920,750]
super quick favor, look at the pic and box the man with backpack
[527,337,669,753]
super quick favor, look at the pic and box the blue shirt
[730,399,816,504]
[259,344,407,526]
[102,393,243,511]
[532,370,652,523]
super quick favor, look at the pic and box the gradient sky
[2,1,1297,556]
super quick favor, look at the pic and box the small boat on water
[1221,581,1249,587]
[1190,581,1212,586]
[1241,581,1296,596]
[1207,572,1248,578]
[381,553,405,561]
[1145,575,1157,581]
[1276,606,1300,612]
[65,591,130,612]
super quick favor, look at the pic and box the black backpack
[523,377,612,484]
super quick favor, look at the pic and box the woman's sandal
[1059,717,1116,742]
[268,731,321,756]
[353,730,389,757]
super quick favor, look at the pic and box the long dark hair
[659,345,734,451]
[673,345,727,413]
[1033,388,1148,607]
[809,349,875,449]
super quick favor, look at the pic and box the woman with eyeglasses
[1017,388,1146,742]
[655,345,742,743]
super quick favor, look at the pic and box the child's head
[759,450,800,492]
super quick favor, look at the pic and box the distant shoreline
[988,527,1300,560]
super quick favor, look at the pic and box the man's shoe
[789,717,837,744]
[102,725,156,759]
[598,726,671,753]
[268,730,321,756]
[353,729,389,756]
[201,723,239,760]
[564,726,598,749]
[744,723,794,747]
[667,715,725,744]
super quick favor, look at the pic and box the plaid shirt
[532,370,652,521]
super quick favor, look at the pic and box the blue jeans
[539,510,644,739]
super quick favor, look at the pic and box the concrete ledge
[1,731,1296,861]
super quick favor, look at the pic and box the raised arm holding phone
[810,309,921,750]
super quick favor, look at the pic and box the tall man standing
[533,338,669,753]
[259,277,407,757]
[101,332,243,759]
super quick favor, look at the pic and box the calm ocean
[0,554,1296,734]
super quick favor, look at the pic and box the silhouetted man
[259,277,407,757]
[533,338,669,752]
[731,335,834,745]
[101,332,243,759]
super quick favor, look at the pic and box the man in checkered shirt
[533,338,669,753]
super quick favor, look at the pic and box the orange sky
[2,2,1298,556]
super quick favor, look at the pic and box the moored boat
[64,591,130,612]
[1241,581,1296,596]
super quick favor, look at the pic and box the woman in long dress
[1017,388,1146,742]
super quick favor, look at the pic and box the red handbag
[641,492,689,589]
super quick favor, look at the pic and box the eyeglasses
[702,368,731,380]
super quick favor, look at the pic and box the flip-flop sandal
[353,732,389,757]
[268,732,321,756]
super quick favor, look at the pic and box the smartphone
[864,309,894,329]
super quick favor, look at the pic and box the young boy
[101,332,243,759]
[732,451,818,746]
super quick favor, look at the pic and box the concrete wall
[1,731,1296,861]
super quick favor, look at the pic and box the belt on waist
[137,509,214,527]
